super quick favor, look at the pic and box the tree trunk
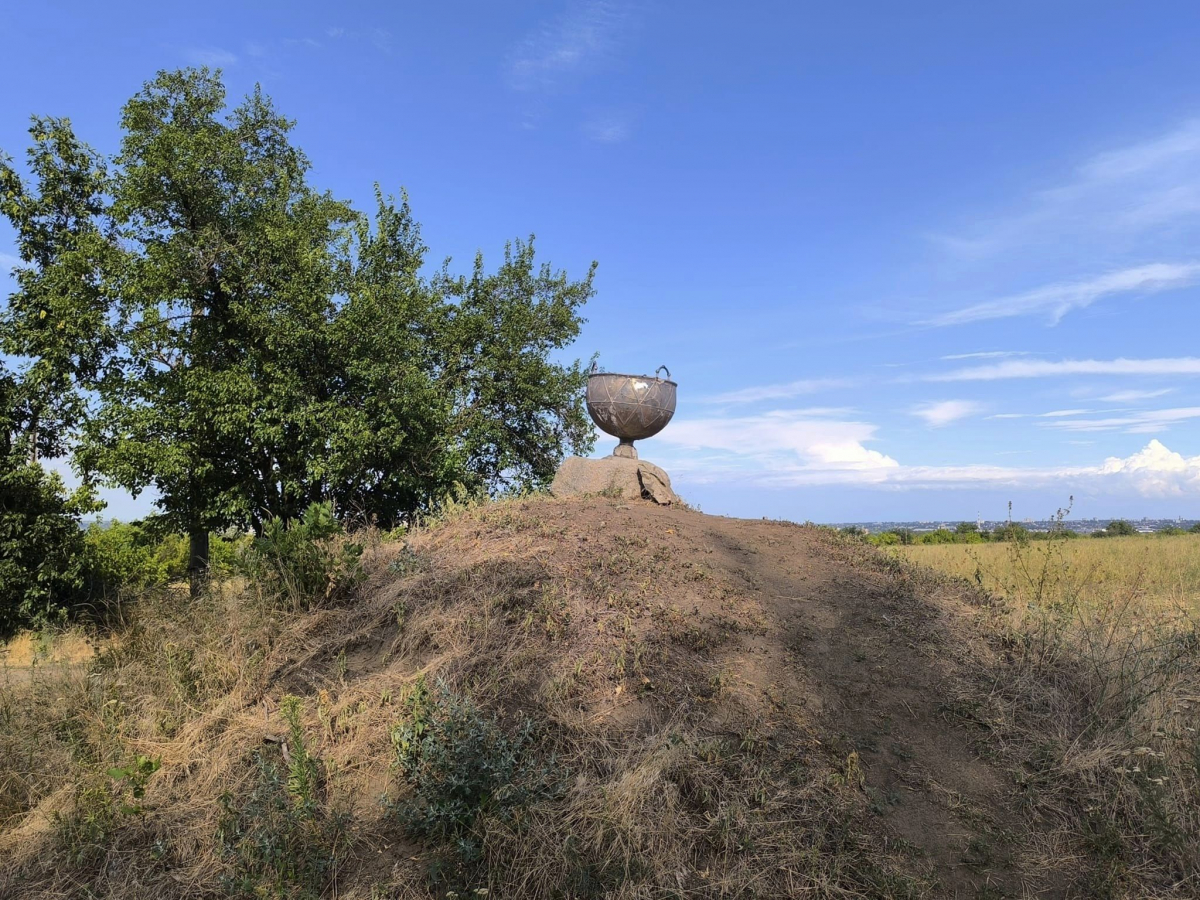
[188,528,209,598]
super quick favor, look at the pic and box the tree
[992,522,1029,543]
[0,366,95,636]
[2,68,595,591]
[1095,520,1137,538]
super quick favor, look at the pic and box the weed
[216,751,347,899]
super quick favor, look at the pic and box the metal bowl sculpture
[586,364,677,459]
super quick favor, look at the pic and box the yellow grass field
[899,534,1200,615]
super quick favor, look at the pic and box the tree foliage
[0,366,95,636]
[0,67,596,592]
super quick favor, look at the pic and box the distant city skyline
[5,2,1200,522]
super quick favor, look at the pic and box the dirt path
[596,502,1029,898]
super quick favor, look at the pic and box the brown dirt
[1,496,1070,898]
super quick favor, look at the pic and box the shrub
[391,678,562,866]
[238,502,364,610]
[83,521,187,597]
[919,528,957,545]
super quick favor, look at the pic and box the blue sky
[6,1,1200,523]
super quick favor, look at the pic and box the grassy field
[900,534,1200,615]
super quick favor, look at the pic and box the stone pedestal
[550,456,678,505]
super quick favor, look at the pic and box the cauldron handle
[656,365,671,380]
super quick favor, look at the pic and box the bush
[919,528,957,545]
[83,521,187,597]
[0,461,91,637]
[238,503,364,610]
[391,678,562,874]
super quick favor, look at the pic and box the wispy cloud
[704,377,853,405]
[990,409,1096,420]
[0,252,20,271]
[184,46,237,67]
[915,117,1200,330]
[930,357,1200,382]
[933,119,1200,261]
[940,350,1031,361]
[911,400,984,427]
[1080,120,1200,181]
[1044,407,1200,434]
[925,262,1200,327]
[1096,388,1176,403]
[506,0,632,92]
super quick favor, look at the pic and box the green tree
[0,366,95,636]
[1095,520,1137,538]
[2,68,595,591]
[992,522,1030,543]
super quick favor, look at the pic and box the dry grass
[0,499,931,899]
[899,531,1200,897]
[1,498,1197,899]
[900,534,1200,615]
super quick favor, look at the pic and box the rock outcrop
[550,455,678,505]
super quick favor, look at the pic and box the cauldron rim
[587,371,677,388]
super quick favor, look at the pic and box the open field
[899,534,1200,615]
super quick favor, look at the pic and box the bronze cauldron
[586,364,677,459]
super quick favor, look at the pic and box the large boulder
[550,456,678,505]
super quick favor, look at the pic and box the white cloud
[370,29,392,53]
[940,350,1031,360]
[0,252,20,270]
[1043,407,1200,434]
[658,410,899,474]
[933,119,1200,262]
[657,413,1200,497]
[506,0,631,91]
[185,46,237,67]
[316,26,390,52]
[1080,120,1200,181]
[911,400,984,427]
[930,356,1200,382]
[704,377,853,405]
[1096,388,1175,403]
[925,262,1200,327]
[1097,440,1200,495]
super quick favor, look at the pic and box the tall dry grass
[901,529,1200,896]
[901,534,1200,615]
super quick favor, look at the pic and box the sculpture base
[550,456,677,505]
[613,440,637,459]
